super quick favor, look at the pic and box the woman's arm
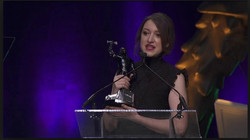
[102,108,118,132]
[168,73,188,135]
[115,104,171,134]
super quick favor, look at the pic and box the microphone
[139,51,147,63]
[82,59,145,109]
[139,52,188,113]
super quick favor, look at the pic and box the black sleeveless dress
[105,56,188,138]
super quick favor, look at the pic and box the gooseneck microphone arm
[144,64,188,110]
[139,52,188,115]
[82,61,145,109]
[139,52,188,138]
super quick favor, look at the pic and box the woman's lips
[146,44,155,50]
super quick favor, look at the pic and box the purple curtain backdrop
[3,1,247,138]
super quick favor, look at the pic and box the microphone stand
[170,103,184,138]
[143,63,188,111]
[89,101,100,137]
[140,52,188,138]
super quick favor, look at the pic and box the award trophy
[105,40,136,107]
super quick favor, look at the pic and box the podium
[75,109,201,138]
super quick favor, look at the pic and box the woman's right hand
[111,74,133,95]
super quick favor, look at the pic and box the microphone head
[139,52,147,57]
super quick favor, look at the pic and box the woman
[102,12,189,137]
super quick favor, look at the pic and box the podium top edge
[74,109,197,112]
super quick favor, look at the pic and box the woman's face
[140,19,163,58]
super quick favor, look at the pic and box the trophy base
[104,88,134,107]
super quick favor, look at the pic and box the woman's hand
[103,104,137,132]
[105,104,139,121]
[111,74,133,94]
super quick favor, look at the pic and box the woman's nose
[148,34,154,43]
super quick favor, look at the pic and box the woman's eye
[156,33,160,37]
[143,31,149,35]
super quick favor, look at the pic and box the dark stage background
[3,1,248,138]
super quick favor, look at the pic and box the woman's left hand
[105,104,139,120]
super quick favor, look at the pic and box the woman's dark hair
[134,12,175,56]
